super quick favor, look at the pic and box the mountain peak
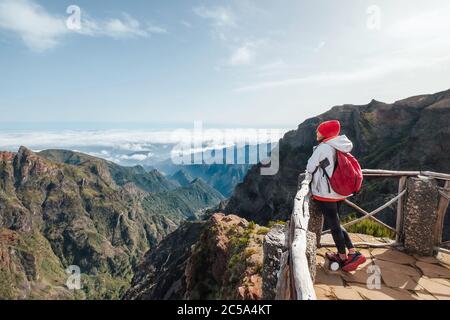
[17,146,34,157]
[171,169,194,187]
[369,98,381,105]
[190,177,205,185]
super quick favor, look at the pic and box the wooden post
[434,180,450,247]
[396,176,408,243]
[289,172,316,300]
[288,220,297,300]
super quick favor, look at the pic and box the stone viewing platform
[315,233,450,300]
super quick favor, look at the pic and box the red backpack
[328,150,363,197]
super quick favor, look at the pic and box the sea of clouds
[0,128,286,167]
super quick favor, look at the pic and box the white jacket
[306,135,354,199]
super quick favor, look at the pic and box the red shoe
[342,252,366,272]
[325,251,340,262]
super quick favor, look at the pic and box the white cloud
[0,0,166,51]
[314,41,326,52]
[180,20,192,28]
[383,5,450,62]
[235,5,450,93]
[120,153,153,161]
[0,130,173,150]
[0,128,286,165]
[93,14,149,38]
[77,13,167,38]
[193,6,236,27]
[229,43,255,66]
[387,6,450,40]
[259,60,287,72]
[147,24,168,34]
[0,0,67,51]
[236,55,450,92]
[0,129,285,151]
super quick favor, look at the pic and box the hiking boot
[342,252,366,272]
[325,251,341,262]
[326,252,347,271]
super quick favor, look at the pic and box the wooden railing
[288,172,316,300]
[276,168,450,300]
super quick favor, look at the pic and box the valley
[0,147,223,299]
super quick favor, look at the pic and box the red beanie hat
[317,120,341,138]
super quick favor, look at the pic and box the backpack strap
[322,166,332,193]
[312,158,332,193]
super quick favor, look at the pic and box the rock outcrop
[262,223,317,300]
[124,213,267,300]
[262,224,286,299]
[122,221,206,300]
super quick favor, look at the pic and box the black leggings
[316,200,354,254]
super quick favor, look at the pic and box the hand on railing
[297,171,312,189]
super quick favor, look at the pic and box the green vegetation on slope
[0,148,224,300]
[341,213,395,239]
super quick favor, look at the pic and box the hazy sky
[1,0,450,128]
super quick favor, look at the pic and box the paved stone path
[314,234,450,300]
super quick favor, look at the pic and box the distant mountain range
[152,143,271,197]
[40,149,179,193]
[0,147,223,299]
[170,169,194,187]
[161,164,251,197]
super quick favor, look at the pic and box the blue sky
[1,0,450,128]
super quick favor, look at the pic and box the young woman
[306,120,366,272]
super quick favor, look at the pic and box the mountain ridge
[0,147,223,299]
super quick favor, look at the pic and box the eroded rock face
[0,228,78,300]
[262,223,317,299]
[184,213,266,300]
[262,224,286,300]
[403,177,439,256]
[125,213,266,300]
[123,221,207,300]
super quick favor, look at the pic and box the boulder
[262,224,287,300]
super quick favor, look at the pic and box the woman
[306,120,366,272]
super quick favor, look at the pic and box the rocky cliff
[124,213,266,300]
[225,89,450,235]
[0,147,223,299]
